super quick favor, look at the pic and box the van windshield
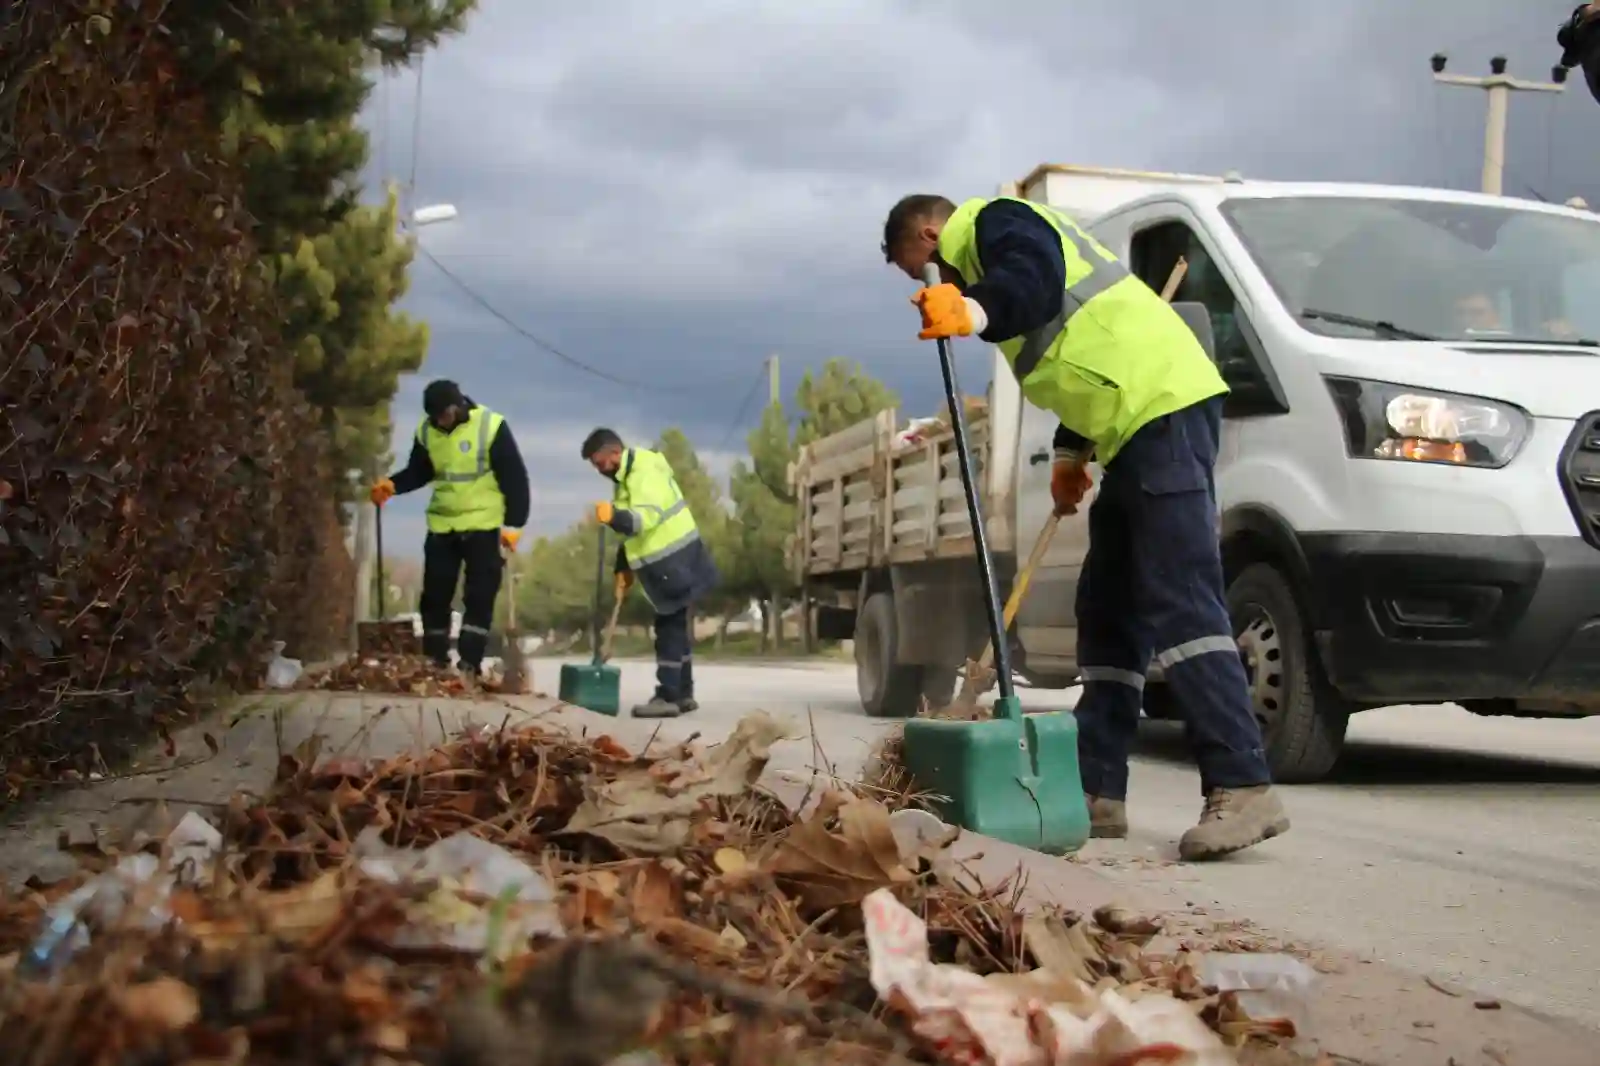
[1217,195,1600,346]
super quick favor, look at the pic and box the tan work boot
[1178,785,1289,861]
[1085,795,1129,839]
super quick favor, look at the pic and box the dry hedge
[0,3,353,776]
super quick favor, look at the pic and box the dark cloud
[361,0,1600,550]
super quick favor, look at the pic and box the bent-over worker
[582,428,719,719]
[881,193,1288,861]
[371,380,530,677]
[1558,3,1600,105]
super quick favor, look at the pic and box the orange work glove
[910,283,983,340]
[614,570,634,598]
[500,529,521,552]
[1050,456,1094,516]
[370,478,395,506]
[594,501,614,526]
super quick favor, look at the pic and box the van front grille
[1558,412,1600,549]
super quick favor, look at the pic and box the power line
[716,370,767,452]
[411,241,707,394]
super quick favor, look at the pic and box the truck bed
[790,399,1011,579]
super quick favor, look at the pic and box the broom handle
[600,591,624,663]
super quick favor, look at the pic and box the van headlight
[1324,377,1529,468]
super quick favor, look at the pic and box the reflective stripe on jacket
[613,447,715,612]
[937,196,1226,463]
[418,407,506,533]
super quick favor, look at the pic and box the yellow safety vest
[614,447,700,576]
[937,196,1227,463]
[418,407,506,534]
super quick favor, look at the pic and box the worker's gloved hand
[1050,453,1094,516]
[594,501,614,526]
[911,283,988,340]
[500,528,521,552]
[370,478,395,506]
[614,570,635,598]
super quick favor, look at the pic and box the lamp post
[351,202,460,643]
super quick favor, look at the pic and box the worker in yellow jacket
[371,380,530,677]
[583,428,719,718]
[881,193,1287,862]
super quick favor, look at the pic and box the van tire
[1226,563,1348,783]
[855,592,925,718]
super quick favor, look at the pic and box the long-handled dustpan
[557,525,622,715]
[500,548,528,694]
[898,263,1090,856]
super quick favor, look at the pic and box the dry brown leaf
[631,861,681,924]
[115,977,200,1032]
[563,713,787,853]
[770,796,912,912]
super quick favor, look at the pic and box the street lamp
[412,203,458,227]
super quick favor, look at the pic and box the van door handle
[1029,449,1051,466]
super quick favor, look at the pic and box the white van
[793,165,1600,782]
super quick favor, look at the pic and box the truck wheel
[921,665,959,707]
[855,592,926,718]
[1226,563,1348,783]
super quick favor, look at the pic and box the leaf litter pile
[296,655,521,700]
[0,712,1312,1066]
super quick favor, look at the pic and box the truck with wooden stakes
[792,162,1600,783]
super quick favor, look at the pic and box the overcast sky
[360,0,1600,552]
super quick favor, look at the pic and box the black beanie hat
[422,379,466,417]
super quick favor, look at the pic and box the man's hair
[422,379,467,417]
[581,427,624,459]
[881,194,956,261]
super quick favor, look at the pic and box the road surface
[574,657,1600,1031]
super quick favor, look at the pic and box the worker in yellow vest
[881,194,1288,862]
[583,428,719,719]
[370,380,530,677]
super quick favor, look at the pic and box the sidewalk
[1,690,1592,1066]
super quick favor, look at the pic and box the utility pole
[1430,53,1566,196]
[764,353,780,405]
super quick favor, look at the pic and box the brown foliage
[0,3,352,775]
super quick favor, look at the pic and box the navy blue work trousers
[1074,396,1271,800]
[653,606,695,702]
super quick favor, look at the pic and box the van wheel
[1226,563,1348,783]
[855,592,926,718]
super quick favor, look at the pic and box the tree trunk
[801,586,816,654]
[758,600,771,653]
[772,592,785,650]
[715,616,730,648]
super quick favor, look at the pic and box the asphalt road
[592,657,1600,1031]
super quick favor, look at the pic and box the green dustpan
[558,526,622,716]
[899,263,1089,856]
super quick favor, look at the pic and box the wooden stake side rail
[790,406,996,580]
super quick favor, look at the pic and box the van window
[1129,221,1276,396]
[1219,195,1600,345]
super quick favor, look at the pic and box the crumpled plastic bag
[1197,953,1317,1042]
[24,812,223,973]
[354,828,564,958]
[862,888,1234,1066]
[265,641,303,689]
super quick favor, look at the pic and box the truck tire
[1226,563,1348,783]
[855,592,930,718]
